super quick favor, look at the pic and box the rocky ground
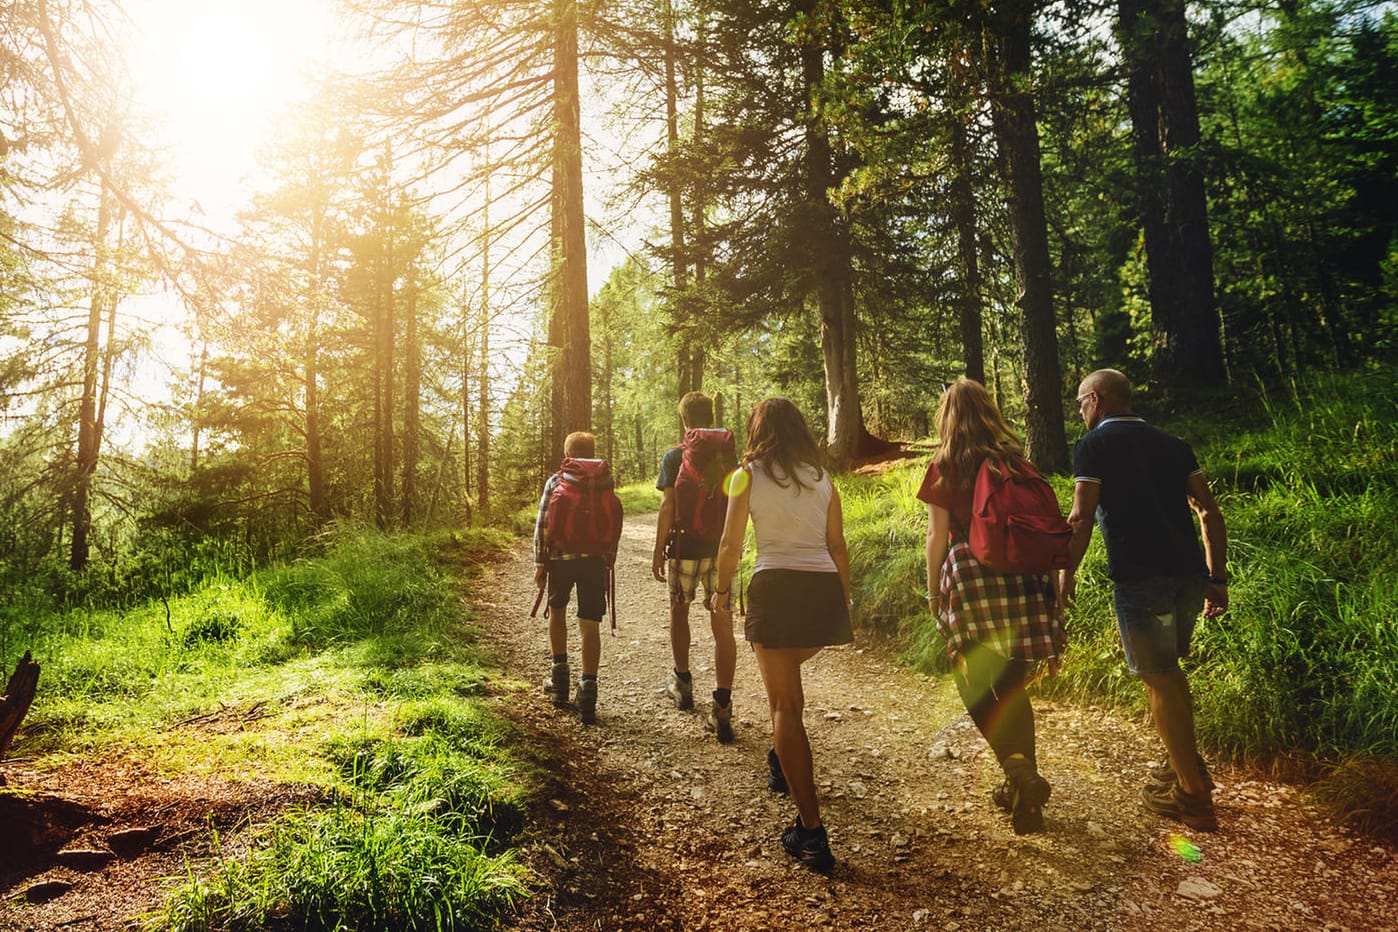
[1,513,1393,931]
[483,515,1397,932]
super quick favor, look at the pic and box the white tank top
[747,460,837,573]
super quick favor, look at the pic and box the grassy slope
[14,526,532,931]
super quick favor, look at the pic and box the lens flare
[723,468,749,496]
[1168,834,1203,862]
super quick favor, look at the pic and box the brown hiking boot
[1141,781,1218,832]
[1148,754,1215,794]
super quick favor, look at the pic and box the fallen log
[1,650,40,762]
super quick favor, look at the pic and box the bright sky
[124,0,347,224]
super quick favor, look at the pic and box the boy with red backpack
[651,392,739,743]
[534,431,624,724]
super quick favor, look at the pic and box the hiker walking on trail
[917,379,1066,835]
[1062,368,1228,832]
[713,397,852,872]
[652,391,740,742]
[534,431,623,725]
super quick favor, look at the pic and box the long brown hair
[932,379,1025,490]
[742,397,824,492]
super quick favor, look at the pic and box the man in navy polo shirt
[1062,369,1229,832]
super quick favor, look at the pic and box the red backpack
[673,428,737,543]
[545,457,624,559]
[535,457,624,632]
[967,456,1072,574]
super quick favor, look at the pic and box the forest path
[476,513,1395,932]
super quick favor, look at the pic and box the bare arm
[826,485,851,603]
[925,502,950,614]
[1061,480,1101,605]
[1187,471,1229,617]
[652,487,676,581]
[713,467,751,615]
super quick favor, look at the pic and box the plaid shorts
[937,540,1065,662]
[668,557,718,608]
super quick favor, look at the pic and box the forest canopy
[0,0,1394,610]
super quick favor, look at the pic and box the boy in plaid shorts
[651,392,737,742]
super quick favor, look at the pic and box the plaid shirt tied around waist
[937,540,1065,663]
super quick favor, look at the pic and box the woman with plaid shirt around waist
[916,379,1065,835]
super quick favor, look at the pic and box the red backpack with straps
[967,456,1072,574]
[673,428,737,544]
[534,457,624,632]
[545,457,623,558]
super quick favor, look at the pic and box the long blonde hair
[932,379,1025,490]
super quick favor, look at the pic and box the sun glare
[126,0,341,219]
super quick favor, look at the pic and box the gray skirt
[744,568,853,649]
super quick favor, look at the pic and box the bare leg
[548,608,568,658]
[669,600,692,673]
[754,645,822,828]
[710,608,736,691]
[1140,667,1208,797]
[578,619,601,677]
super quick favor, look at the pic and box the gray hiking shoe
[705,699,734,743]
[576,678,597,725]
[665,670,694,710]
[543,662,570,708]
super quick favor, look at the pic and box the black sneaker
[1009,769,1051,835]
[1142,781,1218,832]
[1148,754,1215,793]
[767,747,788,794]
[780,816,834,873]
[543,662,571,708]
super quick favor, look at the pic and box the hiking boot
[1148,754,1215,794]
[706,697,734,744]
[665,670,694,710]
[767,747,788,794]
[1142,781,1218,832]
[543,662,570,708]
[575,678,597,725]
[781,816,835,873]
[992,779,1014,813]
[1007,766,1051,835]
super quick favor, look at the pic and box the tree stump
[1,650,40,761]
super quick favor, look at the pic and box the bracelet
[1209,576,1229,585]
[713,588,730,596]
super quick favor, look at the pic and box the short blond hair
[564,431,596,458]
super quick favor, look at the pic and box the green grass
[13,524,533,929]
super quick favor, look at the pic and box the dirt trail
[480,514,1396,932]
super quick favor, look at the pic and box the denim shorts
[1112,575,1208,675]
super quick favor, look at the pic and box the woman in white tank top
[713,397,851,873]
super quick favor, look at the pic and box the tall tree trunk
[949,113,986,384]
[70,181,114,571]
[665,0,692,401]
[798,12,867,470]
[1118,0,1226,391]
[374,223,396,530]
[551,0,591,459]
[306,210,329,526]
[987,0,1069,472]
[401,272,420,526]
